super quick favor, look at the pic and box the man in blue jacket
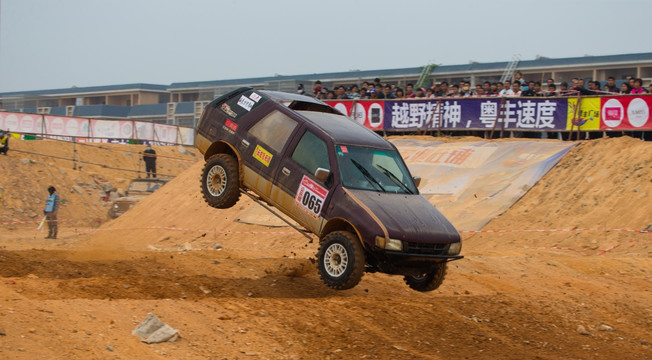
[44,186,60,239]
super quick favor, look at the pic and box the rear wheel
[317,231,365,290]
[403,263,447,292]
[201,154,240,209]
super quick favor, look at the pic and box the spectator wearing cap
[405,83,415,98]
[368,88,379,99]
[605,77,618,93]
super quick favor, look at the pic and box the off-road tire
[403,263,447,292]
[201,153,240,209]
[317,231,365,290]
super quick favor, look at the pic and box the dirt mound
[468,136,652,256]
[1,136,651,359]
[0,139,198,228]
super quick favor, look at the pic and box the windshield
[336,145,417,194]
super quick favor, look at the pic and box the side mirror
[412,176,422,188]
[314,168,331,182]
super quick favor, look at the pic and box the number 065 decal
[295,175,329,218]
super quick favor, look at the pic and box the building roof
[128,103,167,117]
[0,83,169,97]
[169,52,652,89]
[174,102,194,114]
[73,105,131,118]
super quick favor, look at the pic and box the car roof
[295,110,392,149]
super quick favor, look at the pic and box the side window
[291,131,330,175]
[249,111,298,153]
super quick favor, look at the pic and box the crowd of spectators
[305,72,652,100]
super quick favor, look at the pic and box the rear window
[249,110,298,153]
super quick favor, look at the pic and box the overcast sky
[0,0,650,93]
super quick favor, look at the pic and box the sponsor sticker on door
[295,175,329,218]
[253,144,273,167]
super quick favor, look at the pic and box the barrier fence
[0,111,195,145]
[325,94,652,132]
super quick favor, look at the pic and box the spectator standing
[405,83,415,98]
[394,88,405,99]
[313,80,322,96]
[513,71,524,85]
[335,86,347,99]
[440,82,449,96]
[482,81,492,95]
[383,85,396,99]
[143,145,157,178]
[495,82,504,94]
[448,84,460,97]
[505,82,521,96]
[499,80,512,96]
[415,88,426,98]
[297,84,306,95]
[620,82,632,94]
[522,81,537,96]
[44,186,59,239]
[0,130,9,155]
[605,77,618,93]
[559,81,569,95]
[631,78,648,94]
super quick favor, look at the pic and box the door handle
[282,167,291,176]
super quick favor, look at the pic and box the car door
[240,109,299,201]
[271,127,336,234]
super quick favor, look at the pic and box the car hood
[346,189,460,244]
[114,195,147,203]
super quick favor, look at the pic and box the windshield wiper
[375,164,414,194]
[350,159,385,192]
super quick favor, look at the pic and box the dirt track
[1,137,651,359]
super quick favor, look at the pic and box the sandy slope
[1,136,651,360]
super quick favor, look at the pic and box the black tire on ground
[200,153,240,209]
[317,231,365,290]
[403,263,448,292]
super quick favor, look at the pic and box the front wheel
[403,263,447,292]
[317,231,365,290]
[201,153,240,209]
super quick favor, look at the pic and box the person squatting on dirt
[0,130,9,155]
[143,145,157,178]
[44,186,60,239]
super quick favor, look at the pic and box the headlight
[375,236,403,251]
[448,241,462,255]
[113,204,119,209]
